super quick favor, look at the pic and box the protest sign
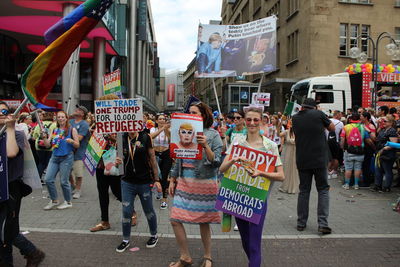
[195,16,277,78]
[215,145,277,224]
[0,134,8,202]
[83,132,107,176]
[95,98,144,134]
[103,69,122,96]
[252,93,271,106]
[170,113,203,160]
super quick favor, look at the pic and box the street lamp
[350,32,400,109]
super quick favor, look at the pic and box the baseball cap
[76,105,88,115]
[301,98,317,109]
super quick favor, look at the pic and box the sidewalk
[14,171,400,266]
[13,232,400,267]
[19,171,400,237]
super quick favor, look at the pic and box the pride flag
[21,0,114,105]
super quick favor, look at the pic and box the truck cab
[290,72,353,113]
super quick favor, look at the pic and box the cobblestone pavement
[13,171,400,266]
[13,232,400,267]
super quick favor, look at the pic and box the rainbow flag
[21,0,114,105]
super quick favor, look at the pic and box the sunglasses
[246,118,261,123]
[234,116,242,120]
[180,130,194,135]
[1,109,10,116]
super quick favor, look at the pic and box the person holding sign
[168,102,223,267]
[42,111,80,210]
[115,130,161,253]
[219,107,284,267]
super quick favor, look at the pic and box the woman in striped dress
[168,102,223,267]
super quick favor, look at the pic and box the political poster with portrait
[95,98,144,134]
[252,92,271,106]
[215,145,277,224]
[170,113,203,160]
[195,16,277,78]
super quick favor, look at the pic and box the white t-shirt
[150,127,169,148]
[325,118,343,142]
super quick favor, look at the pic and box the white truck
[290,72,363,113]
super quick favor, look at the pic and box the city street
[14,172,400,266]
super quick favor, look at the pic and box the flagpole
[257,74,264,94]
[0,97,29,135]
[212,78,222,116]
[66,46,80,114]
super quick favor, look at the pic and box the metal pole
[212,78,222,115]
[257,74,264,94]
[0,98,29,135]
[66,47,80,114]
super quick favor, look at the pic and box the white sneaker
[342,184,349,190]
[331,172,338,179]
[73,191,81,199]
[43,200,59,210]
[354,185,359,190]
[57,201,72,210]
[233,224,239,231]
[160,201,168,210]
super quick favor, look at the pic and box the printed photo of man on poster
[170,113,203,160]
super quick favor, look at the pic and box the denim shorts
[344,151,364,171]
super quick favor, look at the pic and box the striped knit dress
[170,159,220,224]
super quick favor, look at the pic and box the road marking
[20,227,400,239]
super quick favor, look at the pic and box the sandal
[169,259,193,267]
[200,257,212,267]
[90,222,110,232]
[131,215,137,227]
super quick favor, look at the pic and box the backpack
[345,124,364,155]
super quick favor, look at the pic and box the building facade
[185,0,400,113]
[164,70,184,112]
[0,0,160,113]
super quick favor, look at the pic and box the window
[242,2,249,22]
[288,0,299,17]
[287,30,299,63]
[339,0,371,3]
[313,85,333,89]
[339,23,370,56]
[267,1,280,18]
[339,24,347,56]
[315,92,334,104]
[395,27,400,43]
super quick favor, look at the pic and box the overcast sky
[150,0,222,72]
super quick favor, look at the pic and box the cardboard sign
[95,98,144,134]
[215,145,277,224]
[0,134,8,202]
[103,69,122,96]
[170,113,203,160]
[83,132,107,176]
[252,93,271,106]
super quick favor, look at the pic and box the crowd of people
[1,96,399,267]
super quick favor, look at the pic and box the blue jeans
[375,156,396,188]
[297,168,330,228]
[45,153,74,202]
[121,180,157,240]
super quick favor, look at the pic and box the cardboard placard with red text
[95,98,144,134]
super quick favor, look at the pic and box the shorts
[344,151,364,171]
[72,160,85,177]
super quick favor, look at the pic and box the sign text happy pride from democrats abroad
[215,145,277,224]
[95,98,144,134]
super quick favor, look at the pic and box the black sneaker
[370,185,382,192]
[318,226,332,235]
[383,187,391,193]
[116,241,130,253]
[146,236,159,248]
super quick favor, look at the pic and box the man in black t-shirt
[292,98,335,235]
